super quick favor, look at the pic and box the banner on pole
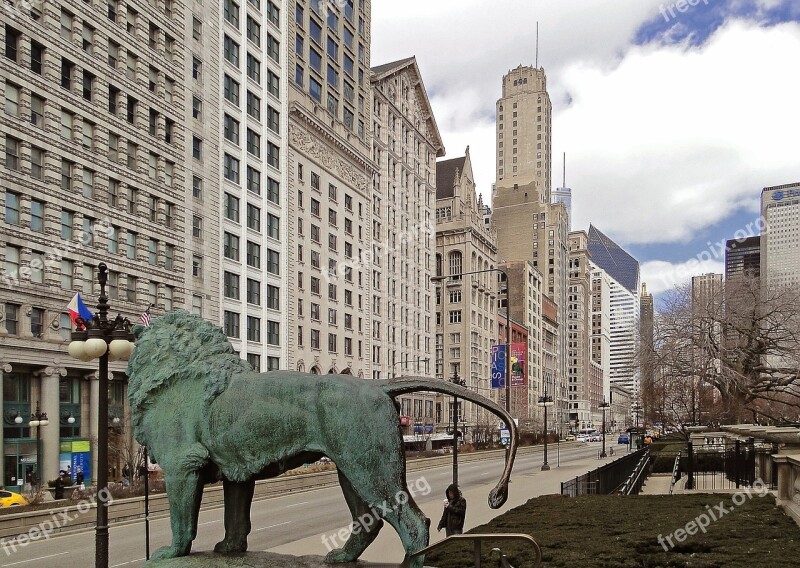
[510,342,527,387]
[491,344,506,388]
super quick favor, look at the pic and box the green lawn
[423,493,799,567]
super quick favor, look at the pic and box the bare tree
[647,276,800,426]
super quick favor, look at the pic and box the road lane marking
[5,552,70,566]
[284,501,310,508]
[254,521,291,532]
[198,519,222,526]
[111,558,146,567]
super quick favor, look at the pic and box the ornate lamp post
[599,400,610,458]
[537,395,554,471]
[28,402,48,488]
[68,262,135,568]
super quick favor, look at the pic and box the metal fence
[685,439,777,490]
[561,448,648,496]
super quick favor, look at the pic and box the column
[35,367,65,485]
[88,371,99,486]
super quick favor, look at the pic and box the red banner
[510,343,527,387]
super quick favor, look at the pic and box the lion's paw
[214,538,247,554]
[150,546,183,561]
[324,548,359,564]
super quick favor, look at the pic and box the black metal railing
[669,451,682,495]
[561,448,648,496]
[619,450,651,495]
[685,439,776,490]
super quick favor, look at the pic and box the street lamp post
[599,400,610,458]
[537,395,554,471]
[450,371,465,486]
[68,262,136,568]
[28,402,48,488]
[391,356,431,378]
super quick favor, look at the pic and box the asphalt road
[1,441,623,567]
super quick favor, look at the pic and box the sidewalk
[269,448,623,564]
[639,473,674,495]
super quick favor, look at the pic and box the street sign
[500,428,510,446]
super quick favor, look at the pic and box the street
[1,442,621,567]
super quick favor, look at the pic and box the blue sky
[371,1,800,296]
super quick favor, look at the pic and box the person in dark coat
[54,475,65,499]
[437,483,467,536]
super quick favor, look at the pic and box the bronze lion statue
[128,311,518,567]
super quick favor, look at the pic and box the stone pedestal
[143,552,422,567]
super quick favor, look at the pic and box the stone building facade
[435,148,499,429]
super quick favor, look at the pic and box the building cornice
[289,103,377,182]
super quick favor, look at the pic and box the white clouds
[641,258,725,296]
[372,2,800,250]
[558,20,800,244]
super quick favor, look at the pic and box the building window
[247,203,261,231]
[224,232,240,260]
[267,249,279,275]
[247,166,261,195]
[224,74,240,105]
[192,215,202,238]
[247,241,260,268]
[248,354,261,372]
[267,321,279,345]
[192,255,202,278]
[224,311,240,338]
[224,193,240,222]
[267,284,279,310]
[247,278,261,305]
[224,35,239,65]
[267,177,280,204]
[246,316,260,342]
[246,129,260,156]
[247,54,261,84]
[247,91,261,121]
[193,136,202,159]
[224,154,241,184]
[267,142,279,168]
[224,114,239,144]
[224,271,240,299]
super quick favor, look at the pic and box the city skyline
[372,0,800,296]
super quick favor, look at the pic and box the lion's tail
[379,376,518,510]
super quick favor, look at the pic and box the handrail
[403,533,542,568]
[619,450,650,495]
[669,451,682,495]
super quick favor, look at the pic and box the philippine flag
[67,292,94,325]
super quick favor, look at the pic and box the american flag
[139,306,152,327]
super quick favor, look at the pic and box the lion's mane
[127,310,251,443]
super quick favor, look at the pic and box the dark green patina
[128,311,518,567]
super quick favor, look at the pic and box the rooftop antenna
[535,22,539,68]
[562,152,566,187]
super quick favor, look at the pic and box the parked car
[589,434,603,442]
[564,434,576,442]
[576,434,589,442]
[617,434,630,444]
[0,490,28,507]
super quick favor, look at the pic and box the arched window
[310,366,320,375]
[436,254,443,277]
[341,368,352,376]
[328,367,337,374]
[448,251,462,280]
[297,361,305,373]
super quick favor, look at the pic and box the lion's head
[127,310,251,440]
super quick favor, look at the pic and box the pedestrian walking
[437,483,467,537]
[76,468,85,489]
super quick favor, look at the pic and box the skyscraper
[760,182,800,289]
[0,0,219,487]
[587,225,640,293]
[725,236,760,280]
[491,64,568,427]
[288,0,374,377]
[586,226,640,398]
